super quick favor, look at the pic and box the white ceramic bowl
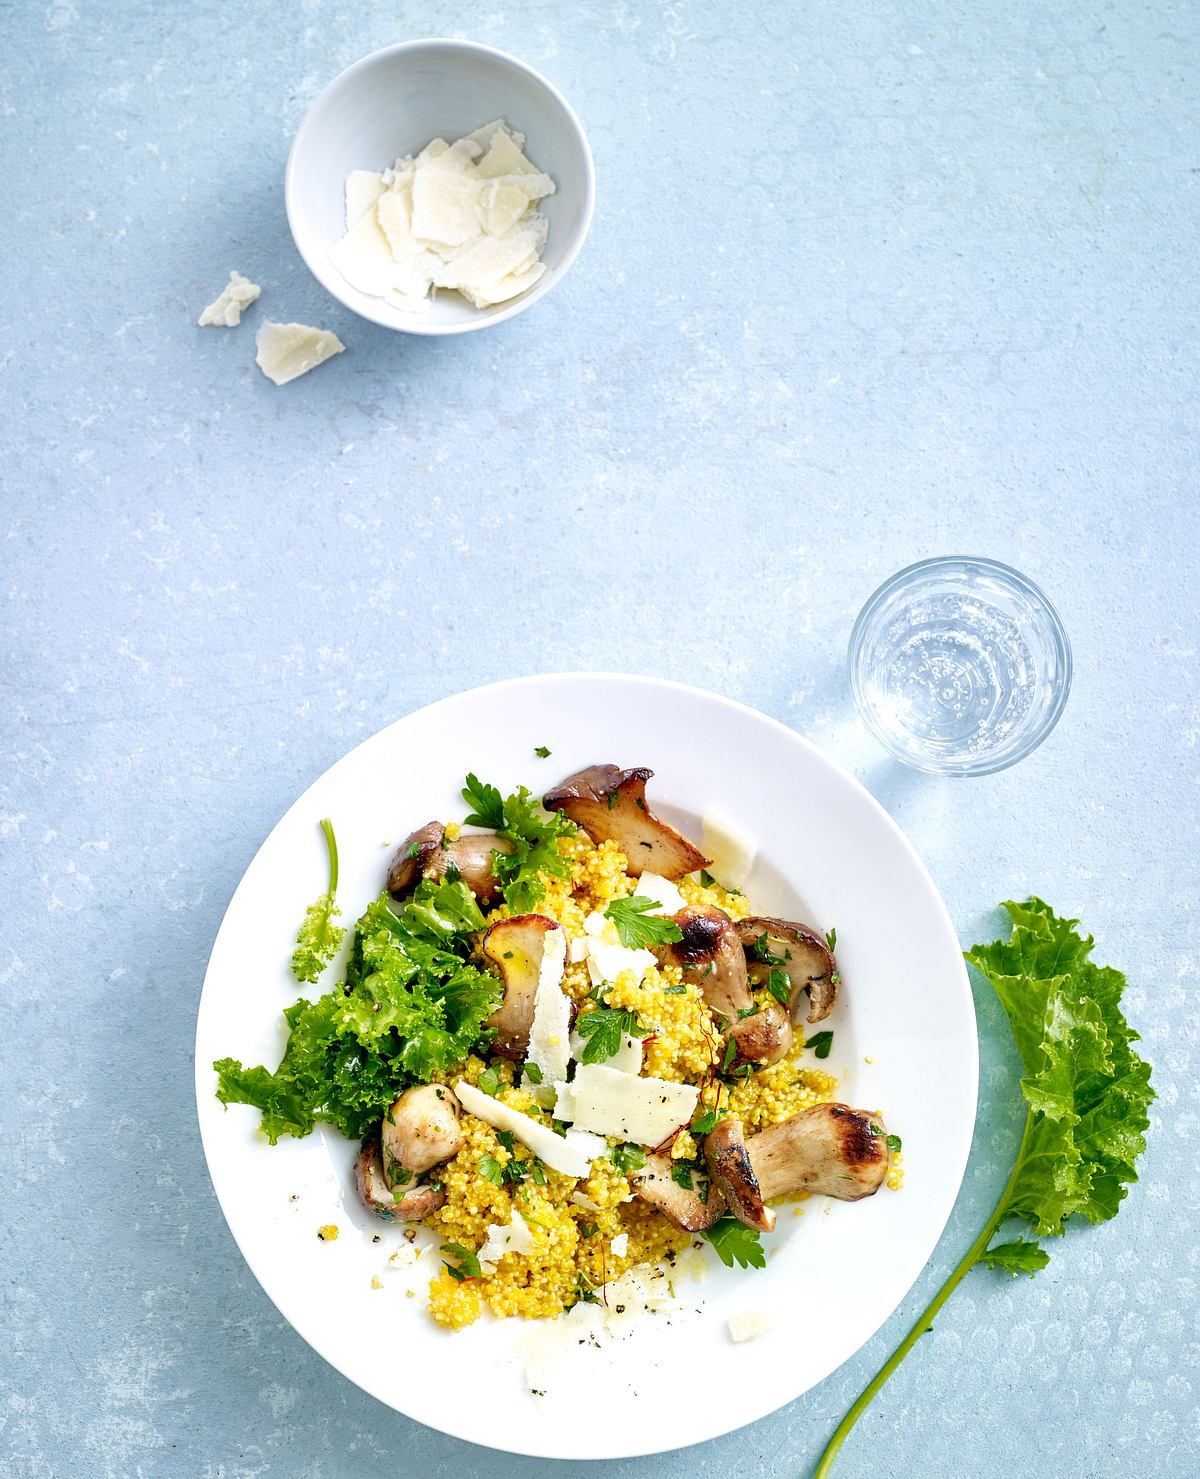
[285,39,595,335]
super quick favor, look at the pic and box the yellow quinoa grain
[317,1224,338,1241]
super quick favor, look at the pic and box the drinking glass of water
[848,556,1072,776]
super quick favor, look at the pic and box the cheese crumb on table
[728,1308,771,1342]
[329,120,555,313]
[255,321,345,386]
[197,270,261,328]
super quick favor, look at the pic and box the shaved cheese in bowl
[329,120,555,315]
[701,806,757,889]
[454,1080,603,1178]
[554,1064,698,1146]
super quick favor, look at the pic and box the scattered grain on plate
[317,1224,339,1241]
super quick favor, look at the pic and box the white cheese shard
[477,1212,536,1273]
[346,169,386,229]
[728,1308,772,1343]
[197,270,261,328]
[610,1232,629,1258]
[635,872,687,916]
[701,807,757,888]
[568,1025,643,1076]
[254,321,344,385]
[553,1064,699,1147]
[522,928,570,1101]
[328,120,555,314]
[454,1080,603,1179]
[582,910,655,989]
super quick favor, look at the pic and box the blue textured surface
[2,2,1198,1476]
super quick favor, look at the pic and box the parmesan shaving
[197,270,261,328]
[454,1080,603,1178]
[254,321,344,385]
[554,1064,698,1146]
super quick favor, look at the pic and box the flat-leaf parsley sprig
[290,817,345,984]
[460,773,577,913]
[815,898,1153,1477]
[604,895,684,950]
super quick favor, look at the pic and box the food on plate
[255,321,345,385]
[329,120,556,312]
[214,765,898,1330]
[197,269,261,327]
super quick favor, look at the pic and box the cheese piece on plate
[728,1308,772,1343]
[635,872,687,916]
[610,1231,629,1258]
[581,910,655,989]
[554,1064,698,1146]
[477,1211,536,1273]
[346,169,386,229]
[523,928,571,1101]
[197,270,261,328]
[454,1080,603,1178]
[701,806,757,888]
[568,1025,643,1076]
[255,321,344,385]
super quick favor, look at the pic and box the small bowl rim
[284,37,596,337]
[847,554,1074,777]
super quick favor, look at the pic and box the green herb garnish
[290,818,345,984]
[690,1108,721,1136]
[704,1217,766,1270]
[534,745,551,758]
[523,1062,543,1084]
[816,898,1153,1476]
[886,1133,902,1154]
[440,1242,482,1282]
[749,931,784,965]
[460,773,506,830]
[476,1066,501,1097]
[670,1162,694,1191]
[764,968,791,1009]
[805,1030,834,1059]
[825,926,837,952]
[664,984,686,996]
[576,1007,649,1066]
[610,1142,648,1174]
[604,896,684,950]
[478,1153,504,1187]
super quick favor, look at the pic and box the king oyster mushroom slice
[481,913,564,1060]
[387,820,514,905]
[381,1084,464,1181]
[542,765,709,880]
[704,1116,774,1232]
[726,998,794,1069]
[746,1103,889,1202]
[737,916,839,1024]
[629,1153,726,1231]
[355,1137,446,1222]
[655,905,752,1019]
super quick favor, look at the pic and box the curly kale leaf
[290,818,345,984]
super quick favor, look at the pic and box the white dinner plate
[195,673,977,1459]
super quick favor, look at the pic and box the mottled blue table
[3,2,1197,1475]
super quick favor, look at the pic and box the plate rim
[194,671,978,1458]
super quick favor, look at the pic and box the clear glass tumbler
[848,556,1072,776]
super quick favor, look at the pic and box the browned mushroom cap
[704,1117,775,1232]
[387,822,514,905]
[481,913,563,1059]
[381,1084,464,1180]
[737,916,839,1024]
[629,1153,726,1231]
[726,999,794,1070]
[354,1137,446,1222]
[745,1103,888,1202]
[542,765,709,880]
[655,906,752,1020]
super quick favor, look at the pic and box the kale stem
[813,1110,1035,1478]
[319,817,339,897]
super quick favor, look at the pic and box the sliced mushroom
[381,1084,464,1181]
[629,1153,725,1231]
[354,1137,446,1222]
[656,906,752,1019]
[704,1117,774,1232]
[745,1103,889,1202]
[482,913,563,1059]
[542,765,709,880]
[387,821,514,905]
[726,999,794,1069]
[737,916,839,1024]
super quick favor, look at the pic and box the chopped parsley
[765,968,791,1009]
[460,773,506,830]
[721,1036,738,1072]
[476,1066,501,1097]
[404,840,422,861]
[886,1133,902,1154]
[576,1006,649,1065]
[477,1153,504,1187]
[440,1242,481,1281]
[604,895,684,950]
[805,1030,834,1059]
[523,1061,543,1084]
[664,984,686,996]
[534,745,551,758]
[698,869,717,887]
[825,926,837,952]
[690,1108,721,1136]
[290,818,345,984]
[670,1161,694,1191]
[704,1217,766,1270]
[610,1142,648,1174]
[749,931,784,965]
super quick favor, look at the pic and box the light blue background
[2,2,1197,1475]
